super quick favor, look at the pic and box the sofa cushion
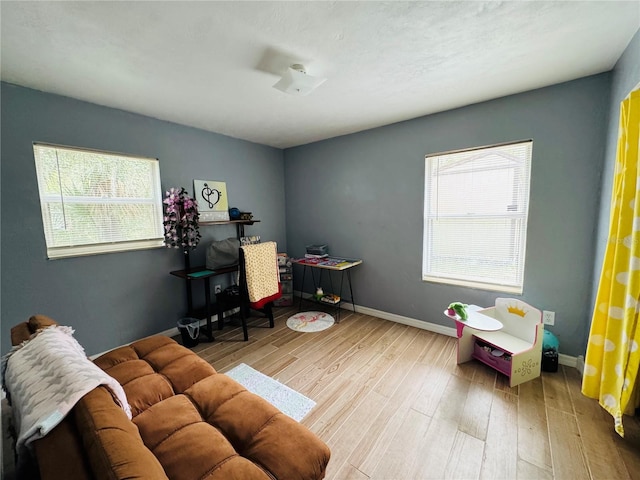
[142,342,216,392]
[186,374,331,480]
[74,386,168,480]
[133,394,271,479]
[120,373,176,418]
[94,336,217,417]
[186,374,279,447]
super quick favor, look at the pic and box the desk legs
[298,265,307,311]
[297,266,357,323]
[202,278,215,342]
[455,322,474,364]
[186,280,193,314]
[346,270,356,312]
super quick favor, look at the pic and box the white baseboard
[576,355,585,374]
[89,308,239,360]
[153,310,242,339]
[94,296,579,370]
[559,353,577,368]
[296,291,578,368]
[344,302,458,338]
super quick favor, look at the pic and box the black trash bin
[177,317,200,348]
[542,349,559,372]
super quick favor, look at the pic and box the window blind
[33,143,164,259]
[422,140,533,293]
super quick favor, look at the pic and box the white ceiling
[1,1,639,149]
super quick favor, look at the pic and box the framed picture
[194,180,229,221]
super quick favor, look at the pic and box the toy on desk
[314,287,324,300]
[447,302,469,320]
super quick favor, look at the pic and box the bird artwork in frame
[194,179,230,221]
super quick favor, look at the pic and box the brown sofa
[8,315,331,479]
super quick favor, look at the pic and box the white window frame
[33,143,165,259]
[422,140,533,294]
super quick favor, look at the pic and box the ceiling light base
[273,64,326,96]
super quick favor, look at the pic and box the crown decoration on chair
[507,304,527,317]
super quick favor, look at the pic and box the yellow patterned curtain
[583,89,640,437]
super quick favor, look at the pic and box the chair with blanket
[237,241,282,340]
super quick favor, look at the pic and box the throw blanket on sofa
[2,326,131,456]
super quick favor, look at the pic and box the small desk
[443,304,543,387]
[444,305,505,376]
[443,306,503,336]
[291,257,362,322]
[170,264,239,341]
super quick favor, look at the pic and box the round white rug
[286,311,335,333]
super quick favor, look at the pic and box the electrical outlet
[214,285,222,294]
[543,310,555,326]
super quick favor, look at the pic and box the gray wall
[284,74,611,357]
[3,37,635,359]
[590,30,640,341]
[1,82,286,356]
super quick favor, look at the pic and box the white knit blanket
[2,326,131,456]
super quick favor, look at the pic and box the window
[423,140,532,293]
[33,143,164,259]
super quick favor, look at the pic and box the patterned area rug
[224,363,316,422]
[286,311,335,332]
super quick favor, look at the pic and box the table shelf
[200,219,260,226]
[473,329,533,355]
[292,257,362,323]
[472,339,512,377]
[170,264,239,280]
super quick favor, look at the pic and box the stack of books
[320,294,340,305]
[295,256,354,267]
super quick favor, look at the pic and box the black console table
[170,219,259,342]
[170,264,240,341]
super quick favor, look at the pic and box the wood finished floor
[190,303,640,480]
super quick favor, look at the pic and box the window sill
[47,239,165,259]
[422,275,523,295]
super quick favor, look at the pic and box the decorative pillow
[10,315,59,346]
[10,323,32,346]
[28,314,58,333]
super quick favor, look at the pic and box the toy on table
[447,302,468,320]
